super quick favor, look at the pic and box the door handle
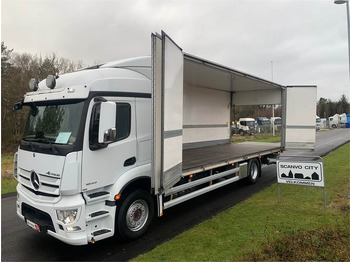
[124,157,136,167]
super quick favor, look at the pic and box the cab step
[92,229,111,237]
[86,210,110,222]
[85,191,111,204]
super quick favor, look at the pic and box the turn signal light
[115,194,121,200]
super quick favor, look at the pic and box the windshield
[274,118,282,125]
[23,101,84,145]
[260,120,270,125]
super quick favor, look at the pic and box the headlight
[56,209,78,224]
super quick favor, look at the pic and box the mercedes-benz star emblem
[30,171,40,190]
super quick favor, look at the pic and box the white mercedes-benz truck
[13,32,317,245]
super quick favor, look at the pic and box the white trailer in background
[340,113,347,127]
[13,31,317,245]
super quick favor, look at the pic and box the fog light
[66,226,81,232]
[56,209,78,224]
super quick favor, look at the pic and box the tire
[239,130,245,136]
[117,190,154,240]
[246,158,261,184]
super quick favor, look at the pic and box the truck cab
[329,114,340,128]
[270,117,282,133]
[14,57,153,245]
[257,117,271,133]
[237,118,256,135]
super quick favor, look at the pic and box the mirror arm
[13,100,24,111]
[94,97,107,103]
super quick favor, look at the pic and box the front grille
[18,168,61,197]
[22,203,55,233]
[22,185,59,198]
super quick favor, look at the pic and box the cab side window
[115,103,131,141]
[89,102,131,149]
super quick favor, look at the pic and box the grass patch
[2,153,17,195]
[133,143,350,261]
[232,133,281,143]
[2,154,14,174]
[245,225,349,261]
[1,177,17,195]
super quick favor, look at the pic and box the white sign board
[277,160,324,187]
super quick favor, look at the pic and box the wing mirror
[98,102,117,143]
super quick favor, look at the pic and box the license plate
[26,219,40,232]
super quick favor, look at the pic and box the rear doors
[282,86,317,151]
[151,31,184,194]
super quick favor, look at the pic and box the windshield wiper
[23,138,35,151]
[24,138,59,154]
[34,138,59,154]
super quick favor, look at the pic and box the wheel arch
[119,177,151,198]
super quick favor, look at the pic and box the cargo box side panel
[283,86,317,151]
[183,84,230,149]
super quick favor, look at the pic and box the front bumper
[16,184,88,246]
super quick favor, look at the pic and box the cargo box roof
[184,53,284,93]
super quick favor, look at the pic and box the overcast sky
[2,0,349,101]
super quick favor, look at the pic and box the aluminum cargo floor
[182,142,281,173]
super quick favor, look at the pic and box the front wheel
[246,158,261,184]
[117,190,154,240]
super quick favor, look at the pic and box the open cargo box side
[151,31,317,212]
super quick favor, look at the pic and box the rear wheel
[246,158,261,184]
[117,190,154,240]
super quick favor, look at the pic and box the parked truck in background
[329,114,340,128]
[13,32,317,245]
[237,118,257,135]
[257,117,271,133]
[340,113,347,128]
[270,117,282,133]
[316,116,321,130]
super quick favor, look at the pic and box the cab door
[82,97,136,191]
